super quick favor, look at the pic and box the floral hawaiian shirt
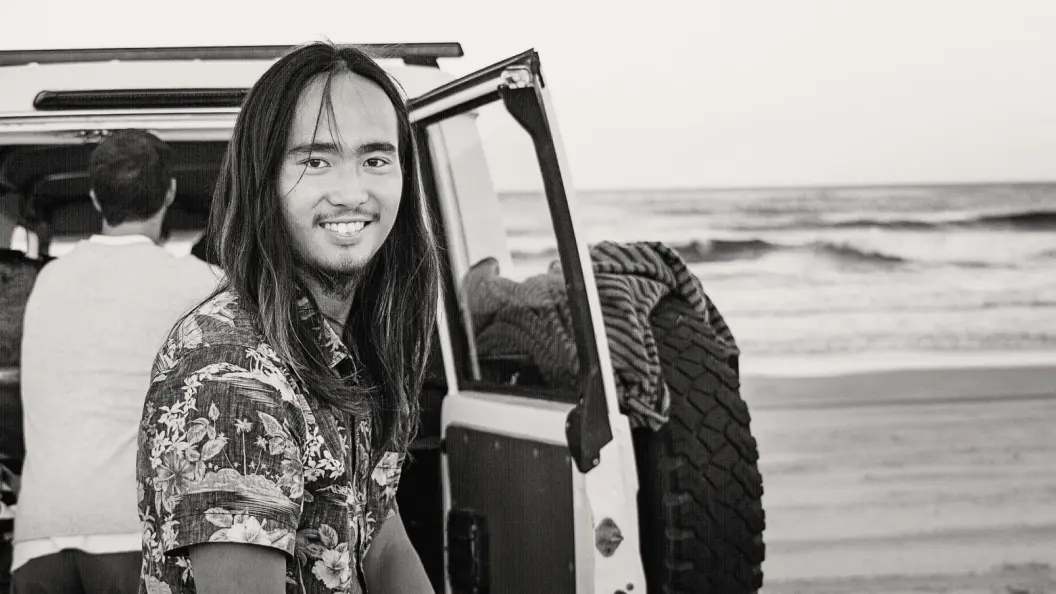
[137,288,405,593]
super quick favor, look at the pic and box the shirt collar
[296,291,353,371]
[88,234,154,246]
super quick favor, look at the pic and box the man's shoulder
[147,289,310,436]
[179,288,260,345]
[143,248,225,289]
[35,241,203,277]
[171,252,224,277]
[151,288,290,384]
[153,288,274,366]
[20,250,81,300]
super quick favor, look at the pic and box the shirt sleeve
[369,449,407,523]
[138,342,306,559]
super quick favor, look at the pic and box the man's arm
[189,543,287,594]
[138,342,303,594]
[363,512,433,593]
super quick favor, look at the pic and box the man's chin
[301,261,368,298]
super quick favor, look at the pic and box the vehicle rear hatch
[0,43,462,254]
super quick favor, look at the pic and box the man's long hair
[206,42,441,457]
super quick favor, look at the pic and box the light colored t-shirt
[13,234,222,570]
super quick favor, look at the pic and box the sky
[2,0,1056,190]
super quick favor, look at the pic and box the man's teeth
[323,221,367,234]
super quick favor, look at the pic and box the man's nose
[327,169,369,206]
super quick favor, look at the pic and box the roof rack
[0,43,464,68]
[32,88,250,110]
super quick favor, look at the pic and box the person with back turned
[13,129,220,593]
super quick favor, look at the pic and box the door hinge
[500,66,533,90]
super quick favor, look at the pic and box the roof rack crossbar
[0,43,464,68]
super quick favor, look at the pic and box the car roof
[0,44,461,116]
[0,45,466,245]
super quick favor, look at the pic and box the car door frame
[409,50,646,594]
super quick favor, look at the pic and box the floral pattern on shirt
[137,289,405,593]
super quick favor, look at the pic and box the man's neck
[100,221,163,244]
[306,283,355,331]
[301,267,363,331]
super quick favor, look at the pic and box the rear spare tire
[633,296,765,593]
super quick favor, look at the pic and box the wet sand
[741,363,1056,594]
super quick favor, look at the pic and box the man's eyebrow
[286,142,341,157]
[356,141,398,156]
[285,141,397,157]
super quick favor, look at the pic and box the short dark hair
[88,130,173,225]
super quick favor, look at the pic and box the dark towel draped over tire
[463,240,739,430]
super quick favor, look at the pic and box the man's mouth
[321,221,370,236]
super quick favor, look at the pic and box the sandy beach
[741,361,1056,594]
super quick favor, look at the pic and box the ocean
[499,183,1056,373]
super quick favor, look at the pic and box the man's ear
[164,177,177,208]
[89,189,102,213]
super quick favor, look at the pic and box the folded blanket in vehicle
[0,249,45,463]
[0,249,45,367]
[464,241,738,430]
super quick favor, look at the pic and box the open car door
[408,51,647,594]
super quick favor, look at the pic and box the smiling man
[136,42,440,593]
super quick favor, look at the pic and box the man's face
[278,72,403,284]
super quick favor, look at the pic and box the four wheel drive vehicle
[0,43,766,593]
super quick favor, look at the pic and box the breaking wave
[733,209,1056,232]
[670,239,907,267]
[512,239,919,268]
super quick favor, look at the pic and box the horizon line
[495,178,1056,194]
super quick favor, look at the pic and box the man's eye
[303,158,330,169]
[364,157,390,168]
